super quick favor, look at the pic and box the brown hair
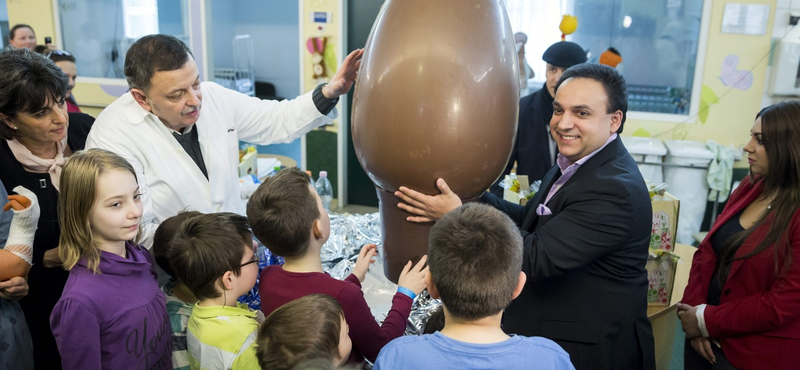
[428,203,523,320]
[718,101,800,280]
[256,294,344,370]
[9,24,34,41]
[0,48,68,140]
[58,149,140,273]
[34,46,77,64]
[124,34,193,92]
[246,167,319,257]
[152,210,202,278]
[167,212,252,300]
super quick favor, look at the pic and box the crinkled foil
[319,212,441,337]
[405,291,442,336]
[321,213,382,278]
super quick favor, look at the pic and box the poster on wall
[721,4,769,35]
[301,0,342,127]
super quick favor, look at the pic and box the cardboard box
[647,251,678,306]
[502,175,531,205]
[238,149,258,178]
[647,304,679,370]
[646,243,695,370]
[650,192,680,252]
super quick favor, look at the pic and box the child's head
[246,167,328,258]
[256,294,351,370]
[167,212,256,301]
[152,210,202,278]
[427,203,525,321]
[59,148,142,273]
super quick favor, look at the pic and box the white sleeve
[696,304,710,337]
[206,82,334,145]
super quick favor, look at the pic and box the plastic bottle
[315,171,333,212]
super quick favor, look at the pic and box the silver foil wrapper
[405,291,442,336]
[321,213,382,279]
[319,212,441,337]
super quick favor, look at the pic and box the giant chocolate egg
[351,0,519,282]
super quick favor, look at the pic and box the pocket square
[536,204,552,216]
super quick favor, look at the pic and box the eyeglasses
[237,253,259,269]
[45,50,72,58]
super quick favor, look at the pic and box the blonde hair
[58,148,140,273]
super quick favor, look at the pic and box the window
[504,0,707,117]
[122,0,159,39]
[58,0,189,79]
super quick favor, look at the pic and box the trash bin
[663,140,716,245]
[621,136,668,184]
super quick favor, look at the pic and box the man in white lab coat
[86,34,362,247]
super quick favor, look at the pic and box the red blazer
[682,177,800,369]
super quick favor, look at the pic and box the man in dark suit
[395,63,655,370]
[489,41,587,197]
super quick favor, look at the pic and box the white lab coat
[86,82,334,248]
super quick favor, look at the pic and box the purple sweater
[50,242,171,370]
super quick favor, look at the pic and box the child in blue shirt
[374,203,575,370]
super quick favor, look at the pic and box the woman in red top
[678,101,800,369]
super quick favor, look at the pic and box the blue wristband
[397,287,416,300]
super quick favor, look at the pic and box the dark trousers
[684,339,739,370]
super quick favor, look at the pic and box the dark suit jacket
[682,177,800,370]
[489,85,554,197]
[482,136,655,370]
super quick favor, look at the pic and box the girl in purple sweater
[50,149,171,370]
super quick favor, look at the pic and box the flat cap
[542,41,587,68]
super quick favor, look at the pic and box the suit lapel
[537,136,627,213]
[520,136,626,231]
[545,136,627,208]
[522,165,560,230]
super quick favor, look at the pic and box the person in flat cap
[490,41,587,196]
[515,32,535,97]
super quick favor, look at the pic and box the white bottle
[315,171,333,212]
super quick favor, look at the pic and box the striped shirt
[163,280,194,370]
[187,303,260,370]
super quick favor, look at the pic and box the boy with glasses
[167,212,262,370]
